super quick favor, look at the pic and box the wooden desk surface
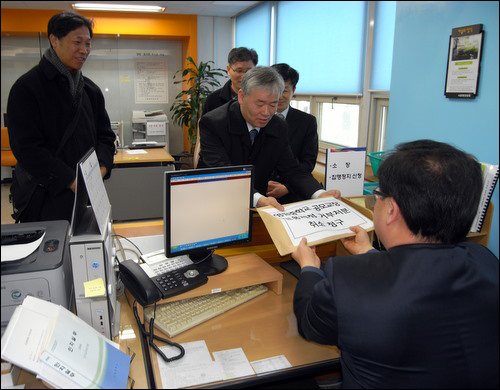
[149,265,340,388]
[114,148,174,164]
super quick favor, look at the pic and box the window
[235,1,396,155]
[292,95,361,149]
[235,2,272,65]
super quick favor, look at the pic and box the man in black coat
[7,11,115,222]
[198,66,340,210]
[268,63,319,204]
[202,47,258,116]
[292,140,499,388]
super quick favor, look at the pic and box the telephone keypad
[151,266,208,299]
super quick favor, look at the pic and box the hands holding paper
[340,226,375,255]
[291,238,321,269]
[292,226,374,270]
[258,189,342,212]
[319,189,341,199]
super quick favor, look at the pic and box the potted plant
[170,56,226,154]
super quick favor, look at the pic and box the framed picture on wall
[444,24,484,99]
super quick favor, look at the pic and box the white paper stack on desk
[1,296,130,389]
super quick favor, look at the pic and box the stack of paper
[1,296,130,389]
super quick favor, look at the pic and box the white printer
[1,220,73,332]
[131,109,169,146]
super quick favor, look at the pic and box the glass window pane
[290,99,311,114]
[319,103,359,147]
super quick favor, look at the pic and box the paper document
[1,296,130,389]
[1,233,45,262]
[157,341,223,389]
[257,197,374,256]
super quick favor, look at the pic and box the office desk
[105,148,174,221]
[148,264,340,388]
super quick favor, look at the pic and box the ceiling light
[72,3,165,13]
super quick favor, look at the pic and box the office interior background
[1,1,498,257]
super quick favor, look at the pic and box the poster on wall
[444,24,483,99]
[134,56,168,104]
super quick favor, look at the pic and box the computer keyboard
[144,284,269,337]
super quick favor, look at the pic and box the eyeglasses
[229,66,251,75]
[365,187,389,210]
[372,187,389,198]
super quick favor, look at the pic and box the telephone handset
[119,259,208,306]
[119,260,161,306]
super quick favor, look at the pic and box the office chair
[1,127,17,184]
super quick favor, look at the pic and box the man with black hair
[202,47,258,115]
[291,139,499,389]
[7,11,115,222]
[268,63,318,204]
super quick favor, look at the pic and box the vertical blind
[370,1,396,90]
[276,1,366,93]
[235,2,272,66]
[235,1,395,93]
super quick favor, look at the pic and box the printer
[1,220,73,332]
[131,109,169,146]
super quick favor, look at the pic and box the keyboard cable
[133,300,185,363]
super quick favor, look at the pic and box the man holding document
[291,140,499,389]
[198,66,340,210]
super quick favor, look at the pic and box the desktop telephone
[119,260,208,306]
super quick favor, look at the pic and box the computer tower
[69,218,120,339]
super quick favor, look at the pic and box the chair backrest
[193,119,201,169]
[1,127,17,167]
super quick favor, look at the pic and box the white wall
[197,16,233,89]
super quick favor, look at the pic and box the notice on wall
[134,57,168,104]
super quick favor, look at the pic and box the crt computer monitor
[164,165,254,276]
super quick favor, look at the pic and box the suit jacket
[294,243,499,389]
[7,56,115,222]
[271,107,318,203]
[202,79,236,116]
[198,100,322,199]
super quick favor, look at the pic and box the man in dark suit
[268,63,318,204]
[198,66,340,210]
[202,47,258,115]
[292,140,499,388]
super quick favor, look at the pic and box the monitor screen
[164,165,253,275]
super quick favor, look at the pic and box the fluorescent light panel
[72,3,165,13]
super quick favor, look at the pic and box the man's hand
[319,189,341,199]
[266,180,289,199]
[100,166,107,178]
[340,226,374,255]
[256,196,285,211]
[291,238,321,269]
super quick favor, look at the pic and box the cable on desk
[113,233,144,260]
[133,301,185,363]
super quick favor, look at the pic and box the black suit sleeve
[294,268,339,345]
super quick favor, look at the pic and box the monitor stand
[189,252,228,276]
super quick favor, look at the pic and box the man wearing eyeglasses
[291,140,499,389]
[202,47,258,115]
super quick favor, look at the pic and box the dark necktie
[249,129,258,145]
[276,112,285,120]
